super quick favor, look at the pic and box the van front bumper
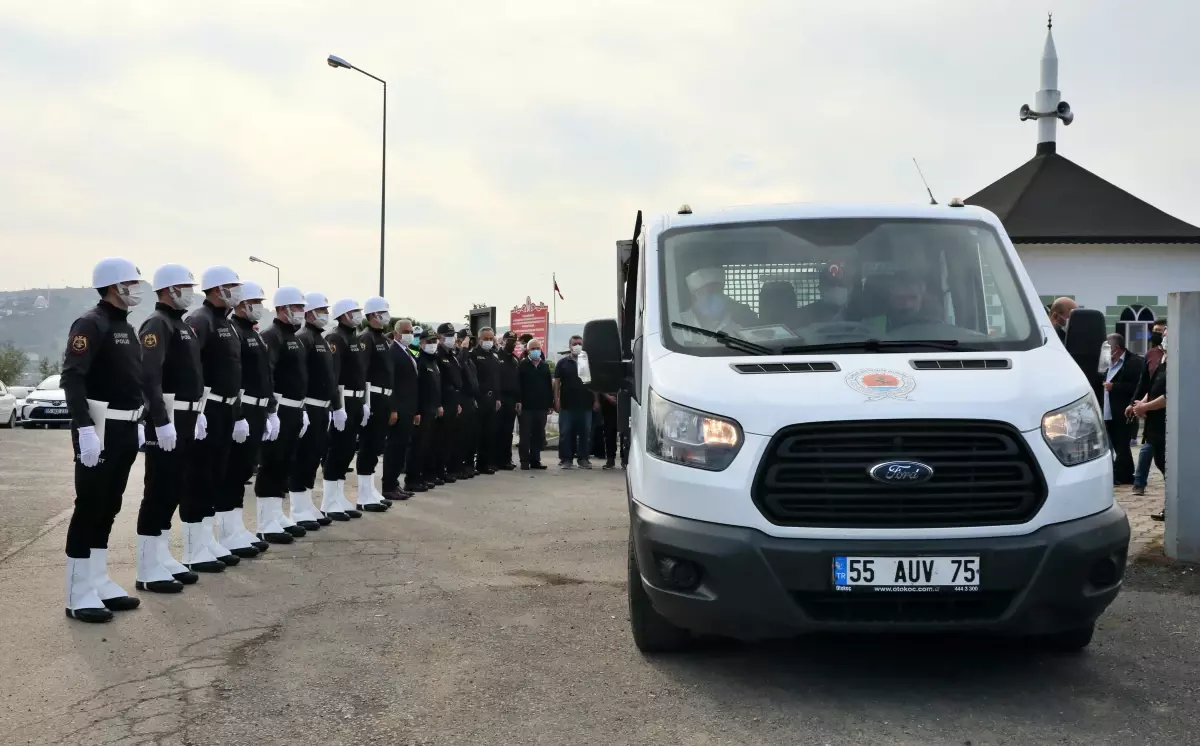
[630,499,1130,640]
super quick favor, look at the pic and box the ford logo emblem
[868,460,934,485]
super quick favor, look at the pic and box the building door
[1117,305,1157,356]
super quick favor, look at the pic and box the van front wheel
[628,536,691,653]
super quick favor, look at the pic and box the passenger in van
[794,266,851,327]
[677,265,757,338]
[858,272,937,335]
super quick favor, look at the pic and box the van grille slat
[910,359,1012,370]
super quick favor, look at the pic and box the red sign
[510,297,549,357]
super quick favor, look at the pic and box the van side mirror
[1062,308,1107,382]
[582,318,624,393]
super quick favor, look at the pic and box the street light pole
[328,54,387,297]
[248,255,280,288]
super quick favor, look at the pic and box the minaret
[1020,14,1074,155]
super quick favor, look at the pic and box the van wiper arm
[670,322,774,355]
[779,339,979,354]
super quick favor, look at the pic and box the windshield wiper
[779,339,979,354]
[671,322,774,355]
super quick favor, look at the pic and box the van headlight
[1040,395,1109,466]
[646,388,742,471]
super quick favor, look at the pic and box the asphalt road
[1,428,1198,746]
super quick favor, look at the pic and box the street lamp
[248,255,280,287]
[327,53,387,297]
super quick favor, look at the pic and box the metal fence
[722,263,824,312]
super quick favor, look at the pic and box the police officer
[287,292,343,530]
[354,297,394,512]
[321,298,366,521]
[405,328,442,492]
[456,329,479,479]
[218,281,272,554]
[432,322,464,482]
[493,331,521,470]
[136,263,210,592]
[381,318,419,501]
[62,258,147,622]
[185,266,247,568]
[254,286,309,543]
[469,327,502,475]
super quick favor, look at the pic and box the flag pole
[552,272,557,352]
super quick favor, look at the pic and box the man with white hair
[676,262,758,342]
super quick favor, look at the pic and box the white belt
[205,392,238,405]
[274,394,305,409]
[368,385,392,396]
[303,397,331,408]
[85,399,144,444]
[339,386,366,398]
[241,394,269,407]
[171,399,204,412]
[104,406,144,421]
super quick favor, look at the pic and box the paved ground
[1,428,1198,746]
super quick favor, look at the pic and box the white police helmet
[272,286,305,307]
[239,281,267,303]
[362,296,390,315]
[304,292,331,312]
[151,264,197,292]
[330,298,361,318]
[91,258,142,289]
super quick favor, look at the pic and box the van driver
[676,265,757,343]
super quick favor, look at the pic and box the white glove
[78,425,102,467]
[300,409,310,437]
[138,426,145,449]
[232,418,250,443]
[264,412,280,441]
[361,403,371,426]
[194,412,208,441]
[332,408,347,431]
[156,422,178,452]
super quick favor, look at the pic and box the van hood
[647,345,1090,435]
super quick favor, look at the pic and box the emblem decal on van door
[845,369,916,401]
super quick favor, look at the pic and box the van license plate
[833,556,980,592]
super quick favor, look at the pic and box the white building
[966,18,1200,356]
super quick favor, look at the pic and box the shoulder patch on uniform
[69,334,89,354]
[329,341,337,352]
[142,332,158,348]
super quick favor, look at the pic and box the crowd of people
[59,258,628,624]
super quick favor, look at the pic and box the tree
[39,357,62,379]
[0,342,28,384]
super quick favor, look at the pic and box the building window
[1117,304,1157,356]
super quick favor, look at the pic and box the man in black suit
[382,318,420,501]
[1101,333,1143,485]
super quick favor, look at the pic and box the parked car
[7,386,33,423]
[21,375,70,428]
[0,381,16,428]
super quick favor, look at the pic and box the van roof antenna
[912,157,938,205]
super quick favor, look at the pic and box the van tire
[628,535,691,653]
[1040,623,1095,653]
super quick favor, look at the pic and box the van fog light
[1088,555,1123,588]
[656,555,702,591]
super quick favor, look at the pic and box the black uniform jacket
[61,300,143,429]
[139,302,204,427]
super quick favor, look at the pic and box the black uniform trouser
[406,412,435,485]
[457,399,478,472]
[382,410,415,491]
[190,399,234,520]
[495,397,518,466]
[355,393,390,475]
[219,404,266,512]
[1144,424,1167,477]
[67,420,140,558]
[289,404,330,492]
[518,408,548,466]
[323,397,363,481]
[599,397,630,465]
[474,397,496,469]
[432,406,459,477]
[1106,418,1135,483]
[138,410,199,534]
[254,406,303,497]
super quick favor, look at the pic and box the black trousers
[138,409,199,534]
[457,399,478,472]
[518,408,548,466]
[255,406,303,497]
[1145,424,1167,476]
[66,419,140,558]
[432,407,458,477]
[406,412,435,485]
[600,397,630,465]
[495,397,518,466]
[289,404,329,492]
[1106,418,1135,483]
[356,393,390,475]
[382,410,415,491]
[220,404,266,511]
[475,397,496,469]
[323,398,363,481]
[190,400,234,519]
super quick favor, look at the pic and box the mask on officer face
[400,333,414,345]
[442,336,456,350]
[529,349,542,360]
[1150,331,1164,346]
[170,286,196,311]
[423,342,438,354]
[571,344,583,355]
[344,311,363,327]
[243,302,266,322]
[218,284,243,305]
[311,312,330,329]
[117,282,144,308]
[481,340,494,351]
[286,307,304,325]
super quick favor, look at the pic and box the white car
[7,386,33,423]
[21,375,70,428]
[0,380,16,428]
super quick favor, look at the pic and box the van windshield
[659,218,1039,356]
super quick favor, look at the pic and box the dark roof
[966,143,1200,244]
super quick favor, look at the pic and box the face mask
[529,349,542,360]
[571,344,582,355]
[169,286,196,310]
[370,311,390,327]
[117,282,144,307]
[400,333,414,345]
[285,308,304,325]
[243,302,266,322]
[423,343,438,354]
[505,340,517,351]
[311,312,330,329]
[825,287,849,307]
[442,337,456,350]
[217,284,243,305]
[694,292,725,319]
[1150,332,1164,346]
[481,340,494,351]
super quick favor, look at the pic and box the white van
[583,201,1130,653]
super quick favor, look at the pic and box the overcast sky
[2,1,1197,323]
